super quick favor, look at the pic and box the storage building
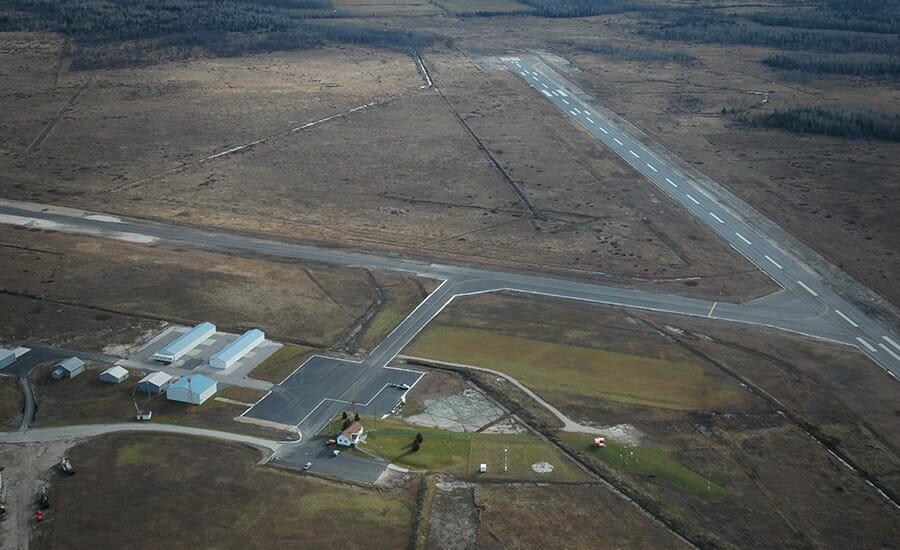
[137,371,173,394]
[52,357,85,379]
[166,374,217,405]
[0,348,15,370]
[99,365,129,384]
[209,329,265,370]
[152,322,216,363]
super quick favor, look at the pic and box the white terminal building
[152,322,216,363]
[209,329,265,370]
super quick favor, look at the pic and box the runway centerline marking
[686,194,700,205]
[735,232,752,245]
[857,337,877,353]
[561,98,570,105]
[835,309,858,327]
[629,150,640,158]
[709,212,724,224]
[613,138,623,145]
[647,163,658,172]
[665,178,677,187]
[765,255,783,269]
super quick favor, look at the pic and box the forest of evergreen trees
[746,105,900,142]
[576,42,695,64]
[0,0,436,69]
[763,53,900,77]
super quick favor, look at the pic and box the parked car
[303,462,312,470]
[332,450,341,457]
[39,487,49,509]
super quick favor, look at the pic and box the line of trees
[763,53,900,77]
[749,0,900,35]
[745,105,900,142]
[0,0,437,69]
[514,0,644,18]
[575,42,695,64]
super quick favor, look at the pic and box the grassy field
[28,362,290,439]
[323,415,587,480]
[32,434,416,549]
[406,325,750,412]
[559,432,727,501]
[0,374,23,429]
[248,343,313,383]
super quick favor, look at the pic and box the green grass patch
[559,432,727,501]
[248,343,312,383]
[328,416,587,480]
[406,327,748,411]
[430,0,533,13]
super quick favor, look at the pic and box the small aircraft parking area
[243,356,423,437]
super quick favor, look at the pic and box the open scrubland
[29,434,417,549]
[405,292,900,548]
[0,226,433,353]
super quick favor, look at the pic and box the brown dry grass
[475,484,692,549]
[31,433,416,549]
[0,32,779,302]
[0,374,23,429]
[0,226,430,349]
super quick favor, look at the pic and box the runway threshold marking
[879,344,900,361]
[561,98,570,105]
[707,302,718,317]
[835,309,858,327]
[765,255,783,269]
[883,336,900,352]
[856,337,877,353]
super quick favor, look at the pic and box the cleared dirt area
[0,226,432,350]
[29,433,416,549]
[404,291,900,548]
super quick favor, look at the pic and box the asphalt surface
[501,56,900,376]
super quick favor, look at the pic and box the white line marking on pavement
[556,90,568,97]
[686,194,700,205]
[573,108,580,114]
[665,177,677,187]
[551,90,558,96]
[569,110,577,116]
[586,117,595,124]
[647,163,658,172]
[613,138,623,145]
[541,90,552,97]
[735,232,751,245]
[857,337,877,352]
[835,309,858,327]
[796,280,817,296]
[709,212,724,223]
[542,83,549,88]
[629,150,640,158]
[599,126,608,134]
[883,336,900,352]
[561,98,570,104]
[764,255,783,269]
[879,344,900,361]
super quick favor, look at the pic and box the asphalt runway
[500,56,900,376]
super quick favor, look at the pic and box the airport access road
[501,56,900,377]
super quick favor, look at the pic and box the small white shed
[99,365,129,384]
